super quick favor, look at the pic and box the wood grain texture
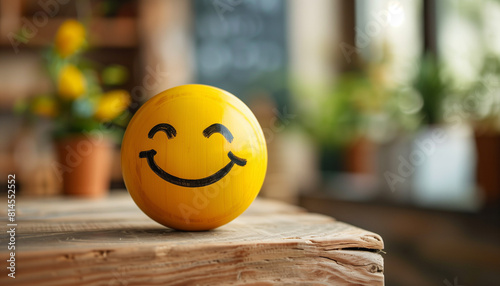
[0,192,384,285]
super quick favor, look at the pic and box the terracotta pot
[345,136,376,175]
[474,131,500,206]
[56,135,113,198]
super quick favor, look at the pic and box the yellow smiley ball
[121,84,267,231]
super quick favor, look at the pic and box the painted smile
[139,149,246,187]
[139,123,247,188]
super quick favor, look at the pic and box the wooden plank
[0,192,384,285]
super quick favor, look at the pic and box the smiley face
[121,84,267,231]
[138,123,247,187]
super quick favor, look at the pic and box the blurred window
[437,0,500,86]
[355,0,422,85]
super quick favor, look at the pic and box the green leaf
[101,65,129,86]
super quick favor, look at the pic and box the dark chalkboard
[194,0,288,106]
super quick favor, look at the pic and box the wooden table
[0,192,384,285]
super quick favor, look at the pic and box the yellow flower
[55,19,86,58]
[58,65,86,100]
[32,96,58,118]
[94,90,130,121]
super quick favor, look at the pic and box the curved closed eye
[148,123,177,139]
[203,123,233,143]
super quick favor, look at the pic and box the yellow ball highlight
[121,84,267,231]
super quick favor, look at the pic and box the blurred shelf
[18,0,138,18]
[0,17,138,48]
[300,191,500,224]
[299,192,500,286]
[0,0,139,48]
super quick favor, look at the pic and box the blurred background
[1,0,499,285]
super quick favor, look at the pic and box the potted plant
[463,54,500,207]
[20,19,131,198]
[409,54,479,211]
[298,61,412,170]
[293,59,417,201]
